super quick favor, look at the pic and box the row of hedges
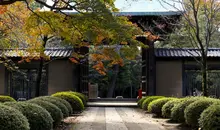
[0,91,88,130]
[138,96,220,130]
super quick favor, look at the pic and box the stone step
[86,101,138,107]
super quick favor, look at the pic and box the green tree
[159,0,220,96]
[89,46,141,98]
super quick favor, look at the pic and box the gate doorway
[88,58,142,99]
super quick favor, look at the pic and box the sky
[42,0,182,12]
[114,0,181,12]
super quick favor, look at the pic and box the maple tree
[0,0,145,97]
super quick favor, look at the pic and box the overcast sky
[42,0,182,12]
[115,0,181,12]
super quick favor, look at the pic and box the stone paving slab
[71,107,166,130]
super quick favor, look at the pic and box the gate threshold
[87,98,138,107]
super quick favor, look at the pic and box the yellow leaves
[96,35,105,44]
[111,58,124,66]
[90,54,110,61]
[144,31,160,41]
[92,61,106,75]
[18,57,37,64]
[17,54,50,64]
[0,6,7,14]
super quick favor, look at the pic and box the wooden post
[137,36,156,96]
[147,40,156,95]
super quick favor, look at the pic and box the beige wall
[48,60,74,95]
[156,61,182,97]
[0,64,5,95]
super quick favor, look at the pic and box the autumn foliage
[0,6,7,14]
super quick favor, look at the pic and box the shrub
[142,96,165,111]
[64,91,88,106]
[31,96,69,118]
[184,98,216,127]
[148,97,176,117]
[171,97,204,123]
[0,95,16,102]
[162,99,183,118]
[28,100,63,128]
[0,104,30,130]
[199,104,220,130]
[52,92,84,113]
[45,96,73,115]
[137,97,148,108]
[4,102,53,130]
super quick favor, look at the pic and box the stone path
[71,107,166,130]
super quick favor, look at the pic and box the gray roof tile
[155,48,220,57]
[0,49,74,58]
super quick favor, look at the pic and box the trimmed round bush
[46,96,73,115]
[137,97,148,108]
[4,102,53,130]
[148,97,176,117]
[28,100,63,128]
[0,104,30,130]
[0,95,16,102]
[199,104,220,130]
[162,99,183,118]
[65,91,87,106]
[142,96,165,111]
[52,92,84,113]
[32,96,69,118]
[171,97,203,123]
[184,98,216,127]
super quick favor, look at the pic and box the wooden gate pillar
[136,36,156,96]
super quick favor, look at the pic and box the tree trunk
[35,58,44,97]
[202,59,208,96]
[35,36,47,97]
[107,64,119,98]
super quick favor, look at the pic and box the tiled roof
[0,49,74,58]
[114,11,182,16]
[155,48,220,57]
[44,49,73,57]
[1,48,220,58]
[64,11,182,16]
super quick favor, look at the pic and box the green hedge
[148,97,176,117]
[0,104,30,130]
[199,104,220,130]
[28,100,63,128]
[137,97,148,108]
[4,102,53,130]
[162,99,183,118]
[32,96,69,118]
[184,98,216,127]
[45,96,73,115]
[0,95,16,102]
[142,96,165,111]
[52,92,84,113]
[64,91,88,106]
[171,97,203,123]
